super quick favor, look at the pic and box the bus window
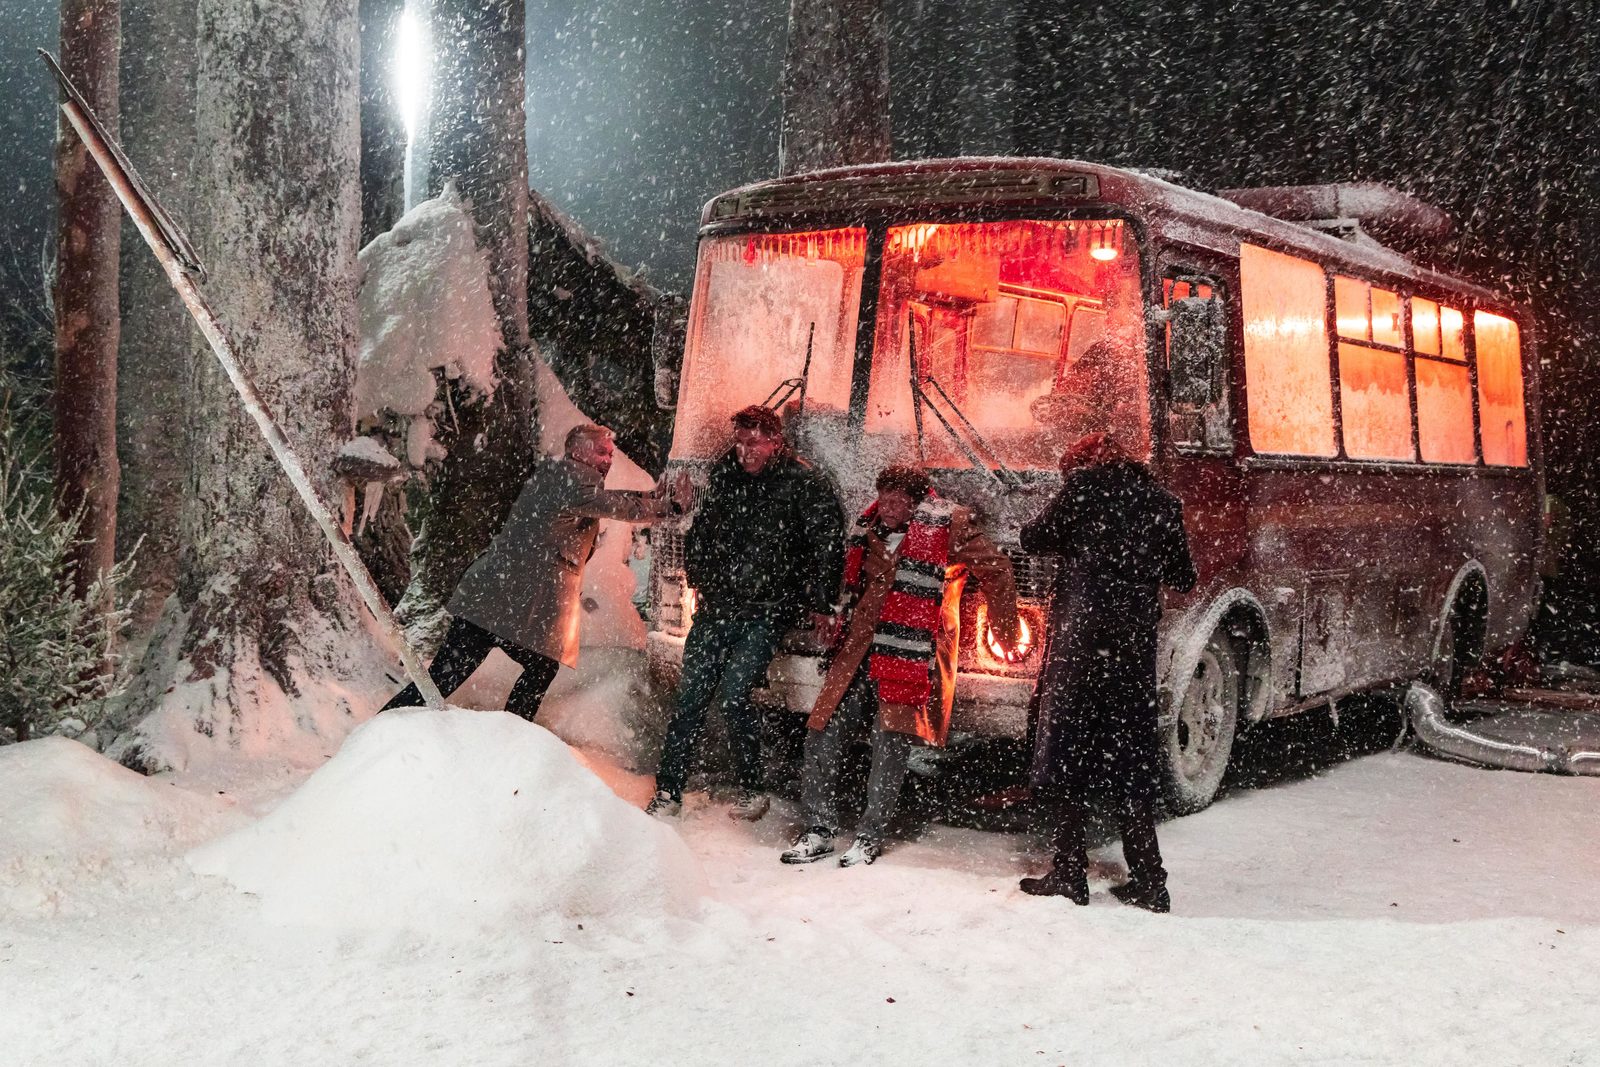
[1338,342,1413,460]
[865,219,1148,470]
[670,228,866,457]
[1163,272,1231,453]
[1333,276,1412,461]
[1412,298,1475,463]
[1476,311,1528,466]
[1239,244,1336,457]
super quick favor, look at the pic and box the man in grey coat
[380,424,681,720]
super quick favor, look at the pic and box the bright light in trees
[395,9,429,142]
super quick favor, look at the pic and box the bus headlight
[986,612,1035,665]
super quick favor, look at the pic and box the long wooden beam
[40,49,444,710]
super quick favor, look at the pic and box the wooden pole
[42,51,445,709]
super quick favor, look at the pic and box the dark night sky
[4,0,1597,518]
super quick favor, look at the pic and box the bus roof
[701,157,1509,310]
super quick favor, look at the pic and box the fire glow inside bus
[648,159,1541,813]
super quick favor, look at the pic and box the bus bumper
[645,630,1034,738]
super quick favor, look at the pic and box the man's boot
[1109,880,1170,913]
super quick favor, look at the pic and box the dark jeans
[654,614,780,800]
[1038,791,1167,891]
[380,616,560,723]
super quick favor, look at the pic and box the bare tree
[54,0,121,602]
[115,0,373,769]
[116,0,195,630]
[779,0,890,176]
[398,0,538,639]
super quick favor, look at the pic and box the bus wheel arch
[1160,590,1269,815]
[1433,563,1489,697]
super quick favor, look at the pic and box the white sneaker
[780,827,836,864]
[727,790,770,821]
[838,837,882,867]
[645,790,681,818]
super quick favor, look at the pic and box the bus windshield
[669,228,867,457]
[866,219,1149,469]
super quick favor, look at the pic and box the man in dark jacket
[1018,432,1196,912]
[380,424,680,721]
[648,405,844,821]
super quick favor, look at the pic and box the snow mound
[187,709,702,933]
[355,183,500,465]
[0,738,235,916]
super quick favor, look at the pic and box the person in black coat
[647,405,845,821]
[1017,432,1197,911]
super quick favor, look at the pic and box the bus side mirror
[1167,296,1224,407]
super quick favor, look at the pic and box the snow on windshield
[669,229,866,457]
[865,218,1149,470]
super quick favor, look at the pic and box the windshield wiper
[906,312,1022,491]
[763,322,815,413]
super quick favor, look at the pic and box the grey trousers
[800,665,914,843]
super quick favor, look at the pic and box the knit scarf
[842,494,955,707]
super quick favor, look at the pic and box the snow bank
[354,183,500,465]
[187,709,701,934]
[0,738,235,916]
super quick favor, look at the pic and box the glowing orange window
[1412,297,1474,463]
[1475,311,1528,467]
[1240,245,1334,457]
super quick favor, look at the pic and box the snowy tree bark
[54,0,121,602]
[359,0,407,245]
[400,0,537,638]
[116,0,195,630]
[113,0,380,769]
[779,0,890,176]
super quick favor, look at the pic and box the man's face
[875,489,918,531]
[573,435,615,476]
[733,425,782,474]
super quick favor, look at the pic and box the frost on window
[1413,297,1475,464]
[865,219,1148,470]
[1240,244,1335,457]
[1415,357,1475,463]
[670,229,867,457]
[1475,311,1528,467]
[1338,342,1413,461]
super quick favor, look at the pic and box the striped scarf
[842,494,954,707]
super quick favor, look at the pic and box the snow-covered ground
[3,703,1597,1067]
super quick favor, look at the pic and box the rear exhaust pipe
[1405,683,1600,775]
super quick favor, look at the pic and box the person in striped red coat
[781,465,1021,867]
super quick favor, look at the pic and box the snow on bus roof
[702,157,1510,310]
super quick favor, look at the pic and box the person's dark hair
[875,464,933,501]
[730,405,783,437]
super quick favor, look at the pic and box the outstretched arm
[565,485,677,524]
[1019,487,1077,556]
[953,512,1021,648]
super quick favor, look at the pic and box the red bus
[648,158,1541,813]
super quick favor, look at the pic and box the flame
[986,613,1034,664]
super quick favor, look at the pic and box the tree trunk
[114,0,377,770]
[779,0,890,176]
[116,0,195,631]
[359,0,406,245]
[54,0,121,601]
[399,0,536,642]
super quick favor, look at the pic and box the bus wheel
[1163,630,1241,815]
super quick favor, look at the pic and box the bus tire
[1162,629,1241,815]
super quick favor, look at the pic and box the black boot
[1019,863,1089,905]
[1109,879,1170,913]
